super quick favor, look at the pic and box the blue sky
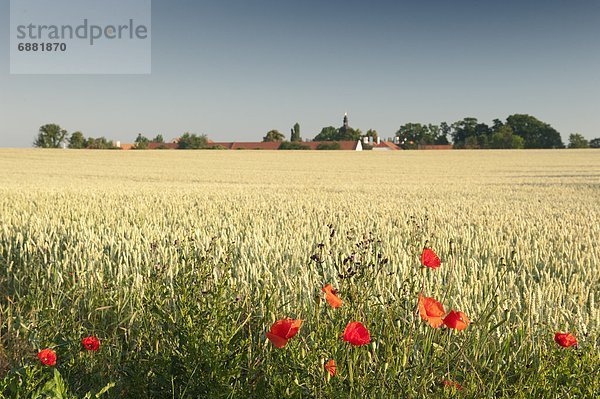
[1,0,599,146]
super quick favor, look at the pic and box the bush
[568,134,589,149]
[316,142,341,150]
[278,141,310,150]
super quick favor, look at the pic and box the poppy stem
[446,328,452,378]
[348,346,354,389]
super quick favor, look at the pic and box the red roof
[371,141,401,150]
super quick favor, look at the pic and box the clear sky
[1,0,599,147]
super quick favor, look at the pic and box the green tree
[511,131,525,149]
[492,119,504,132]
[590,138,600,148]
[490,125,525,149]
[85,137,116,149]
[152,134,164,143]
[450,118,478,148]
[314,125,362,142]
[505,114,564,148]
[568,133,589,149]
[424,124,446,145]
[451,118,492,148]
[177,133,208,149]
[68,131,86,149]
[34,124,68,148]
[291,123,301,142]
[314,126,338,141]
[438,122,451,145]
[365,129,378,140]
[134,134,150,149]
[395,123,431,149]
[464,135,480,149]
[337,126,361,141]
[263,130,285,142]
[476,123,492,149]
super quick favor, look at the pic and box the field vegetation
[0,149,598,398]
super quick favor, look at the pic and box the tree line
[397,115,597,149]
[34,126,122,150]
[33,125,210,150]
[33,115,599,150]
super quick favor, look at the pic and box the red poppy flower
[443,310,470,331]
[421,248,441,269]
[266,318,303,348]
[82,336,100,351]
[554,332,577,348]
[38,348,57,366]
[418,294,445,328]
[322,284,343,308]
[324,359,337,377]
[343,321,371,346]
[443,380,463,391]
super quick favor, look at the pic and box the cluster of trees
[262,123,303,144]
[260,124,348,150]
[286,114,572,150]
[395,123,450,149]
[394,115,567,149]
[177,133,209,149]
[313,125,362,142]
[33,125,211,150]
[33,125,120,149]
[263,122,313,149]
[78,135,119,149]
[449,115,564,149]
[134,132,209,149]
[285,114,591,151]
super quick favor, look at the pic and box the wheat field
[0,149,598,398]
